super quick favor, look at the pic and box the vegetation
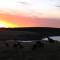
[0,39,60,60]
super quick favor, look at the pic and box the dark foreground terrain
[0,40,60,60]
[0,27,60,60]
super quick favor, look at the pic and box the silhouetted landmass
[0,27,60,60]
[0,27,60,40]
[48,37,55,43]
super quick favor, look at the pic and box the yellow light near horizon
[0,20,17,28]
[0,24,7,28]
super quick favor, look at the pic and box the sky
[0,0,60,28]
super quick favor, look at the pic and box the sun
[0,24,7,28]
[0,20,17,28]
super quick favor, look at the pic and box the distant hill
[0,27,60,40]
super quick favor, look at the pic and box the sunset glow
[0,21,17,28]
[0,24,8,28]
[0,0,60,28]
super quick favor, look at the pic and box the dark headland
[0,27,60,40]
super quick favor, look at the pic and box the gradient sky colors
[0,0,60,28]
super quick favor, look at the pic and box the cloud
[56,5,60,7]
[19,2,29,5]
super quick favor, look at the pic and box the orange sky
[0,13,60,28]
[0,13,46,27]
[0,0,60,28]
